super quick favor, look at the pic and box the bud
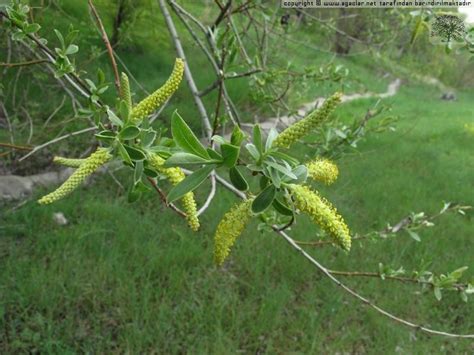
[273,92,342,148]
[290,184,351,251]
[39,147,112,204]
[131,58,185,123]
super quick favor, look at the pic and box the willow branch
[147,177,186,218]
[0,142,33,151]
[0,59,49,67]
[276,229,474,339]
[169,0,241,126]
[19,126,97,162]
[213,172,474,339]
[88,0,121,94]
[327,269,467,291]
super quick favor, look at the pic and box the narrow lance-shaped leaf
[164,152,216,167]
[229,166,249,191]
[253,124,263,154]
[167,165,215,203]
[221,143,240,168]
[171,111,210,159]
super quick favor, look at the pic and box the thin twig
[326,269,467,291]
[42,95,66,129]
[0,59,49,67]
[0,142,33,151]
[276,229,474,339]
[158,0,212,138]
[19,126,97,162]
[197,173,216,216]
[20,107,34,144]
[169,0,241,126]
[88,0,121,94]
[0,101,14,144]
[147,177,186,217]
[213,172,474,338]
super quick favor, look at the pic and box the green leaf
[252,184,276,214]
[211,135,226,145]
[141,130,156,147]
[128,180,150,203]
[229,166,249,191]
[167,165,215,203]
[128,183,142,203]
[106,108,123,127]
[231,125,245,146]
[24,23,40,34]
[119,126,140,140]
[268,167,281,188]
[207,148,223,161]
[290,165,308,184]
[245,143,260,161]
[221,143,240,168]
[273,198,293,216]
[265,128,278,151]
[434,287,442,301]
[260,175,269,190]
[143,168,158,178]
[253,124,263,153]
[123,145,145,161]
[450,266,468,280]
[164,152,214,167]
[265,161,297,180]
[54,29,65,48]
[134,161,143,184]
[171,111,209,159]
[95,130,116,142]
[406,229,421,242]
[65,44,78,55]
[117,143,132,165]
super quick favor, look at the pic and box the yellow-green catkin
[306,158,339,185]
[148,154,200,231]
[120,72,132,117]
[290,184,351,251]
[39,147,112,205]
[214,199,254,265]
[273,92,343,148]
[53,156,86,168]
[130,58,185,123]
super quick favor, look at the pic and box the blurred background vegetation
[0,1,473,353]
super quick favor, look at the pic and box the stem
[0,142,33,151]
[88,0,121,95]
[0,59,49,67]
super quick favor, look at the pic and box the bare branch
[147,177,187,218]
[88,0,121,94]
[19,126,97,162]
[0,59,49,68]
[326,269,467,291]
[276,229,474,339]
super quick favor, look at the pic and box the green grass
[2,2,474,353]
[1,83,473,353]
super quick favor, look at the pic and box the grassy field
[1,81,473,353]
[1,2,474,353]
